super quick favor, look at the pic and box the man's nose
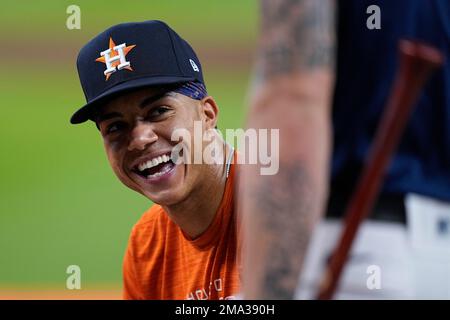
[128,121,158,151]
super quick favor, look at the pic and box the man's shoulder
[136,204,167,226]
[131,204,169,252]
[130,204,169,238]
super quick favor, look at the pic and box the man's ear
[201,96,219,130]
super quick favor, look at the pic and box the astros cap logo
[95,37,136,80]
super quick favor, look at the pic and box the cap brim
[70,75,195,124]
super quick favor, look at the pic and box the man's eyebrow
[139,91,175,109]
[95,111,123,124]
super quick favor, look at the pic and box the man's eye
[106,122,126,134]
[149,106,170,118]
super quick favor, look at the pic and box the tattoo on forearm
[253,163,317,299]
[258,0,336,78]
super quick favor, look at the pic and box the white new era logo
[189,59,199,72]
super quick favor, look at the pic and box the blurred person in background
[240,0,450,299]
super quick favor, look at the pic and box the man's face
[95,86,217,205]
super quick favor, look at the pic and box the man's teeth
[147,163,172,178]
[138,154,171,172]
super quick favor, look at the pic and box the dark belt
[326,192,407,224]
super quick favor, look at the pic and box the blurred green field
[0,1,257,296]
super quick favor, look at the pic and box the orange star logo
[95,37,136,81]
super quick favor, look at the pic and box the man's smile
[130,150,177,183]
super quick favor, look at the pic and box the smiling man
[71,20,239,300]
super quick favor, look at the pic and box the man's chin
[142,190,183,207]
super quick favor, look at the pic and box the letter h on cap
[101,43,131,76]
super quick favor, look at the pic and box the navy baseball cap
[71,20,205,124]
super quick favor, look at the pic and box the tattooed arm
[239,0,336,299]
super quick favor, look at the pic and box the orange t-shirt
[122,161,240,300]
